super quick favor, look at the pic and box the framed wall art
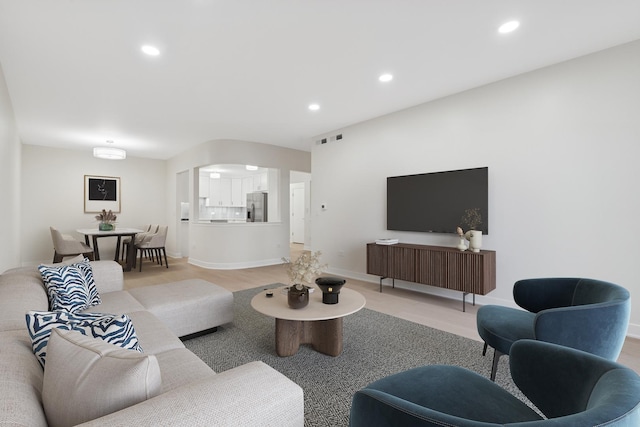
[84,175,121,213]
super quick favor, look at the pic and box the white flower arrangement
[282,251,327,286]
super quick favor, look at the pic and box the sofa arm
[89,261,124,293]
[77,361,304,427]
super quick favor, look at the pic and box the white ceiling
[1,1,639,160]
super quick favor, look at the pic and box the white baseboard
[188,257,284,270]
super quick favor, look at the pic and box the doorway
[290,171,311,249]
[291,184,305,243]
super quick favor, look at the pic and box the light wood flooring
[123,244,640,373]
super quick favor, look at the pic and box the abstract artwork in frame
[84,175,121,213]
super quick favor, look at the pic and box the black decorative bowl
[315,277,346,304]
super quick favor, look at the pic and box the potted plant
[95,209,117,231]
[281,251,327,309]
[460,208,483,252]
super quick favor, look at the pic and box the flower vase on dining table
[99,222,115,231]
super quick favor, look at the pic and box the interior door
[291,186,305,243]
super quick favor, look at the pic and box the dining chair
[135,225,168,271]
[49,227,95,263]
[121,224,158,262]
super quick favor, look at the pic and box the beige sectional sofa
[0,260,304,426]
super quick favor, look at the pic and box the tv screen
[387,167,488,234]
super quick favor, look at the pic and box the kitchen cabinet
[231,178,242,206]
[209,178,243,206]
[241,177,253,206]
[199,175,210,198]
[209,178,230,206]
[253,173,268,191]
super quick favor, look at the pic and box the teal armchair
[476,277,630,380]
[350,340,640,426]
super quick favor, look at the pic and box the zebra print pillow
[25,310,143,368]
[74,258,101,307]
[38,258,101,312]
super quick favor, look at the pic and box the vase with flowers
[95,209,117,231]
[282,251,327,309]
[459,208,483,252]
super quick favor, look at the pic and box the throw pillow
[43,328,161,427]
[38,258,100,312]
[25,310,143,368]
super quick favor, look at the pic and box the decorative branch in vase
[281,251,327,309]
[95,209,117,231]
[459,208,483,252]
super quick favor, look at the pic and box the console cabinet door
[416,249,447,287]
[388,246,416,282]
[366,244,388,277]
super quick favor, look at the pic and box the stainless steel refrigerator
[247,192,268,222]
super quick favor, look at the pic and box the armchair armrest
[509,340,637,421]
[534,302,629,360]
[352,388,490,427]
[513,278,579,313]
[77,361,304,427]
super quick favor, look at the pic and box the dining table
[76,228,144,271]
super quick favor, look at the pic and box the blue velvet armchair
[350,340,640,426]
[476,277,630,380]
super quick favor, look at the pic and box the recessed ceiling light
[379,73,393,82]
[498,20,520,34]
[141,45,160,56]
[308,103,320,111]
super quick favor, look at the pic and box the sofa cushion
[83,290,146,315]
[0,269,49,332]
[38,259,101,312]
[25,311,142,367]
[126,310,185,355]
[0,330,48,427]
[89,260,125,293]
[155,348,216,393]
[42,328,161,427]
[128,279,234,337]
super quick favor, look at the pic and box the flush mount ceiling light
[246,165,258,171]
[379,73,393,82]
[93,147,126,160]
[141,45,160,56]
[498,20,520,34]
[210,172,221,179]
[308,103,320,111]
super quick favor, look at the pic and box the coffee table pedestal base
[275,317,343,357]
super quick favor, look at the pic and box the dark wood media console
[366,243,496,311]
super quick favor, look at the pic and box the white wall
[21,145,167,265]
[165,139,311,266]
[311,40,640,336]
[0,62,21,272]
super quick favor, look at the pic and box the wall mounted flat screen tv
[387,167,488,234]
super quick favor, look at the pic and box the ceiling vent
[315,133,343,146]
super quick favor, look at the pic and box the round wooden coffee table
[251,285,366,357]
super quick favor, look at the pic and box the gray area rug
[183,284,529,426]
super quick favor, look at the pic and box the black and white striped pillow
[25,310,143,368]
[38,258,100,312]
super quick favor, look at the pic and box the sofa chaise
[0,258,304,426]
